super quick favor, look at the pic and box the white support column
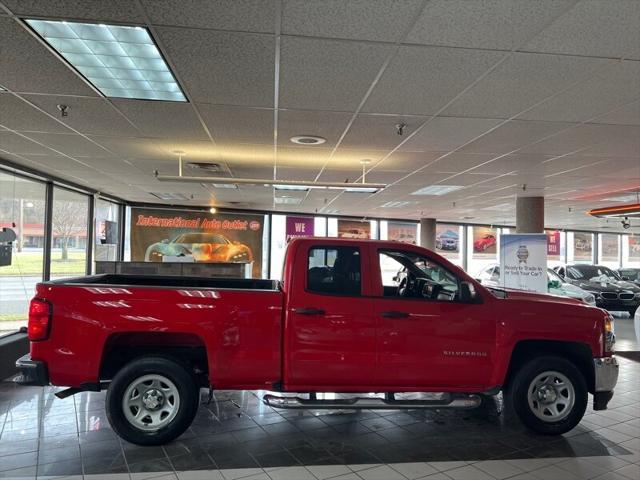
[419,218,437,250]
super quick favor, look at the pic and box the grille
[619,293,635,301]
[601,292,618,300]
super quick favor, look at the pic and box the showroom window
[0,171,47,335]
[622,234,640,267]
[567,232,594,264]
[49,187,90,279]
[94,198,121,270]
[598,233,621,269]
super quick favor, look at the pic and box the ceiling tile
[341,114,427,150]
[87,135,168,159]
[279,36,394,111]
[0,94,70,133]
[142,0,276,33]
[363,45,504,115]
[0,131,54,155]
[398,117,503,152]
[0,17,98,96]
[198,105,274,145]
[23,132,113,157]
[443,53,610,118]
[156,27,275,106]
[524,0,640,60]
[113,99,207,139]
[23,95,139,137]
[460,120,576,155]
[282,0,423,42]
[278,110,352,149]
[1,0,146,23]
[406,0,576,50]
[591,100,640,126]
[518,60,640,122]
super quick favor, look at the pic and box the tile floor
[1,318,639,480]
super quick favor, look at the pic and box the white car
[476,264,596,305]
[635,307,640,345]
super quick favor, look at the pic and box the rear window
[307,246,361,296]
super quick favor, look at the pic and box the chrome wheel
[122,374,180,431]
[527,371,575,422]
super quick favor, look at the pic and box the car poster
[337,219,370,239]
[500,234,547,293]
[472,226,498,257]
[546,230,561,260]
[387,222,416,244]
[600,234,619,262]
[629,235,640,260]
[286,216,314,242]
[436,224,460,256]
[573,232,593,261]
[130,207,264,277]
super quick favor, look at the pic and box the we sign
[286,216,314,241]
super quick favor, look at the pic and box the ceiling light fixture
[25,19,186,102]
[290,135,326,145]
[411,185,464,196]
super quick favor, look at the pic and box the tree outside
[52,198,87,261]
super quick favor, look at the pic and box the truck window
[379,250,459,301]
[307,246,361,296]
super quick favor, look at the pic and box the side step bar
[263,393,481,410]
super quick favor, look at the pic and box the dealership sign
[500,234,547,293]
[286,216,314,241]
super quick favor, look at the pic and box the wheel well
[100,332,209,387]
[504,340,595,393]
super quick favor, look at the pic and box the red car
[474,233,496,252]
[17,238,618,445]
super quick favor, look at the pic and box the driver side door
[373,249,496,390]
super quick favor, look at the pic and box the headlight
[634,292,640,299]
[604,314,615,353]
[585,290,602,300]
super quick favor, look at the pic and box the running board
[262,393,481,410]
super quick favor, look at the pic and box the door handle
[294,307,326,315]
[381,311,410,318]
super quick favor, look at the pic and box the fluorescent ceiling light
[603,194,638,202]
[411,185,463,196]
[149,192,190,200]
[275,197,303,205]
[26,19,186,102]
[211,183,238,189]
[0,85,6,91]
[275,185,309,192]
[381,201,414,208]
[482,202,514,211]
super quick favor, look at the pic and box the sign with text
[130,207,264,278]
[500,234,547,293]
[630,235,640,260]
[546,230,561,258]
[286,216,314,242]
[387,222,416,244]
[573,232,593,261]
[338,219,370,239]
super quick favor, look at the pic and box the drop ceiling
[0,0,638,233]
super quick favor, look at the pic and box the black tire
[628,307,637,317]
[106,356,199,446]
[507,355,587,435]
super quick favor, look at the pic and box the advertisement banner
[600,234,619,262]
[436,224,460,255]
[338,219,370,239]
[472,226,498,257]
[629,235,640,260]
[130,207,264,277]
[573,232,593,261]
[500,234,547,293]
[286,216,314,242]
[546,230,561,258]
[388,222,416,244]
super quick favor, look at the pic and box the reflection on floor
[0,319,639,479]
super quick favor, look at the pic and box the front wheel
[507,355,587,435]
[106,357,199,445]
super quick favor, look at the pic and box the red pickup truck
[16,238,618,446]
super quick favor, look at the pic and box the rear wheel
[106,357,199,445]
[507,355,587,435]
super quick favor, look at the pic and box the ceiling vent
[187,162,229,174]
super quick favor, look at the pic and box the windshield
[173,233,229,244]
[547,269,564,283]
[567,265,620,281]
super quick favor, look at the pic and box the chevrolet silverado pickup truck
[16,238,618,446]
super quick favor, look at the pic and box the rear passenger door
[285,243,375,389]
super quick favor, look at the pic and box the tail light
[28,299,52,341]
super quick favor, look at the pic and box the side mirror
[460,281,478,303]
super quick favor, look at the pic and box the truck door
[373,248,495,390]
[284,243,375,389]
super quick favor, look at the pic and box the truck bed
[47,274,279,291]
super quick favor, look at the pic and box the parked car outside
[554,264,640,316]
[144,232,253,263]
[476,264,596,305]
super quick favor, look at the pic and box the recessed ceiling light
[290,135,326,145]
[25,19,186,102]
[411,185,464,196]
[381,201,414,208]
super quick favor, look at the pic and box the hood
[566,278,640,293]
[490,287,587,307]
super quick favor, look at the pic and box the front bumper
[592,356,618,410]
[14,354,49,386]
